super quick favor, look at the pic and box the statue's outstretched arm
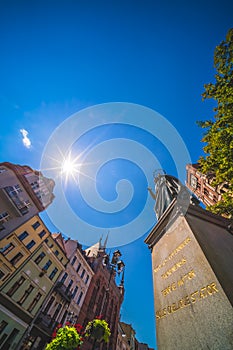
[147,187,156,200]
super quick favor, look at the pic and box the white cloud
[20,129,31,149]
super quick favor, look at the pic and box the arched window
[96,287,105,316]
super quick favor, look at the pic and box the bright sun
[61,154,82,184]
[62,159,76,175]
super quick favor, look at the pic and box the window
[72,286,78,299]
[5,184,22,195]
[24,199,30,208]
[17,284,34,305]
[0,320,8,334]
[49,267,58,280]
[34,252,45,264]
[27,292,42,313]
[26,240,36,250]
[80,269,85,279]
[30,181,39,190]
[85,275,89,284]
[61,311,68,325]
[54,250,59,256]
[190,174,197,189]
[42,260,52,271]
[39,230,46,238]
[0,167,7,174]
[0,333,8,346]
[43,296,55,314]
[4,186,29,215]
[1,328,19,349]
[77,291,83,305]
[67,279,73,291]
[10,252,23,265]
[18,231,29,241]
[52,303,62,320]
[76,263,81,273]
[9,328,19,342]
[7,276,26,297]
[60,272,68,283]
[0,211,10,223]
[0,243,15,256]
[71,256,77,266]
[32,221,40,230]
[0,270,5,280]
[14,184,22,193]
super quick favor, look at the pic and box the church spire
[103,230,109,249]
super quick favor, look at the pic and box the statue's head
[153,169,166,184]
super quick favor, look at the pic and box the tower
[78,238,124,350]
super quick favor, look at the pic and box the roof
[52,232,67,253]
[85,241,101,257]
[85,234,109,257]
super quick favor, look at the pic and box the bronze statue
[148,172,199,220]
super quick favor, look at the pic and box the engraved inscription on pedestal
[149,215,233,350]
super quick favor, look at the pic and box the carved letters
[156,282,219,320]
[155,236,220,321]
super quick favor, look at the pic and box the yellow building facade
[0,216,68,350]
[0,215,50,286]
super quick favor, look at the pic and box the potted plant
[45,323,83,350]
[45,318,110,350]
[84,317,111,349]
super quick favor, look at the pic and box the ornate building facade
[0,162,54,239]
[0,161,139,350]
[78,240,125,350]
[0,216,68,350]
[186,163,229,207]
[37,234,94,338]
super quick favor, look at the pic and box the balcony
[54,281,73,302]
[2,187,30,216]
[35,312,57,336]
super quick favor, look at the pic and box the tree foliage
[197,28,233,217]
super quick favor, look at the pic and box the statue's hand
[147,187,156,199]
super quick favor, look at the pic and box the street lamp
[100,250,125,315]
[65,311,77,325]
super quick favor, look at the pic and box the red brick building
[186,164,229,207]
[78,240,124,350]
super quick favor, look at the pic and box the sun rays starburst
[41,143,98,189]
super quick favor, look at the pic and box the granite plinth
[145,203,233,350]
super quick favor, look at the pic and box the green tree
[198,28,233,217]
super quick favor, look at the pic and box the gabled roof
[85,233,109,257]
[52,232,67,253]
[85,241,101,257]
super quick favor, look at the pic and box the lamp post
[100,250,125,318]
[85,250,125,350]
[65,311,77,325]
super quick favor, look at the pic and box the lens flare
[40,102,191,247]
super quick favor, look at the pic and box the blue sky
[0,1,232,348]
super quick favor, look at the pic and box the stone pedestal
[145,202,233,350]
